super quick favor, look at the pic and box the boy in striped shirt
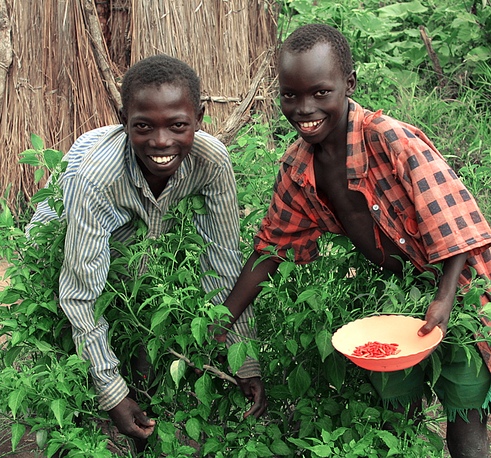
[28,54,266,442]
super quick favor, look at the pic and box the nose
[296,96,315,116]
[149,128,174,148]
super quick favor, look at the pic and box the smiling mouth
[297,119,324,132]
[150,155,176,165]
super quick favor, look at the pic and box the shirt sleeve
[254,162,325,264]
[373,125,491,263]
[60,173,129,411]
[194,155,261,378]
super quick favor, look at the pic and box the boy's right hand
[108,396,156,439]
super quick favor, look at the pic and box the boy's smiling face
[279,42,356,148]
[123,83,203,190]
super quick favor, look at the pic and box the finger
[243,399,267,419]
[418,319,442,336]
[135,411,156,428]
[130,424,155,439]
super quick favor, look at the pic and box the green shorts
[369,344,491,422]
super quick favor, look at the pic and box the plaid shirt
[255,99,491,370]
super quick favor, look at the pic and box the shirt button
[372,204,379,211]
[399,238,406,244]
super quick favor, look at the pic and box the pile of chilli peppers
[352,341,400,358]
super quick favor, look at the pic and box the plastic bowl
[331,315,443,372]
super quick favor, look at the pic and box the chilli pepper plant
[0,125,489,458]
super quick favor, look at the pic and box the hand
[417,298,453,337]
[235,376,267,419]
[209,321,229,345]
[108,396,156,439]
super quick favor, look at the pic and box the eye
[134,122,151,131]
[315,89,330,97]
[281,92,295,100]
[172,122,190,131]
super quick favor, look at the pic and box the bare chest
[314,154,407,273]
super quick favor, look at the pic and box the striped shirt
[29,125,260,410]
[255,99,491,370]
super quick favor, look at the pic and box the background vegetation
[0,0,491,456]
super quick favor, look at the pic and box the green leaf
[203,437,222,455]
[8,388,26,419]
[36,429,48,449]
[315,329,333,362]
[429,351,442,387]
[287,364,311,398]
[19,151,41,166]
[377,430,400,451]
[151,308,171,330]
[31,133,44,150]
[0,289,20,304]
[227,342,247,375]
[295,289,318,305]
[278,261,296,279]
[253,441,273,457]
[10,423,26,452]
[195,373,213,407]
[285,339,298,356]
[300,333,313,349]
[33,339,53,353]
[378,0,427,18]
[43,149,64,170]
[170,358,186,387]
[270,438,291,456]
[34,168,45,184]
[309,444,332,457]
[50,399,67,427]
[191,317,207,346]
[185,417,201,442]
[4,346,23,367]
[31,188,55,204]
[94,291,117,323]
[0,203,14,227]
[326,353,346,391]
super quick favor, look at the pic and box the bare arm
[223,250,280,329]
[418,252,467,336]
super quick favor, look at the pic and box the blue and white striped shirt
[28,125,260,410]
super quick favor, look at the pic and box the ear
[346,71,357,97]
[119,107,128,131]
[195,103,205,131]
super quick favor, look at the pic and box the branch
[0,0,12,116]
[84,0,122,111]
[216,47,275,145]
[419,26,447,88]
[167,347,238,385]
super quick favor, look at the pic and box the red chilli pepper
[352,341,400,358]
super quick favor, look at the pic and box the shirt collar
[281,99,384,185]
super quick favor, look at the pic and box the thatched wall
[0,0,278,210]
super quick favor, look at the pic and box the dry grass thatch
[0,0,279,210]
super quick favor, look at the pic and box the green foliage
[0,2,490,456]
[279,0,491,110]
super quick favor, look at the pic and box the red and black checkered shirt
[255,99,491,369]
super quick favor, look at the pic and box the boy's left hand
[418,298,453,337]
[235,376,267,419]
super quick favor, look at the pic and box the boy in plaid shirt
[220,24,491,457]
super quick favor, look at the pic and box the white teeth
[150,155,176,164]
[299,120,322,128]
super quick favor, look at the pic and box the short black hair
[120,54,201,117]
[280,24,354,77]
